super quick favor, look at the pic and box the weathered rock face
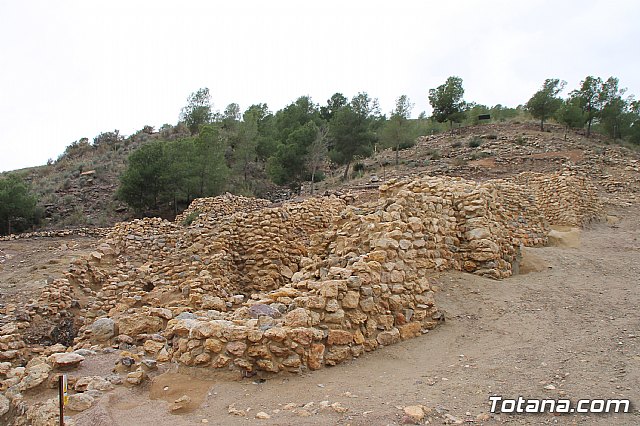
[117,314,164,338]
[58,173,602,375]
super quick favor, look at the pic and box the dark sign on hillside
[478,114,491,121]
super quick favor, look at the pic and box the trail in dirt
[69,205,640,426]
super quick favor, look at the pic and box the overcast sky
[1,0,639,172]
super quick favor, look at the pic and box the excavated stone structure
[0,170,606,424]
[56,170,603,375]
[173,192,272,225]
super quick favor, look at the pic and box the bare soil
[58,204,640,425]
[0,236,98,306]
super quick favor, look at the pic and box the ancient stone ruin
[0,170,604,423]
[69,170,602,371]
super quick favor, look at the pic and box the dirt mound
[547,227,581,248]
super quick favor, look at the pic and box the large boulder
[66,393,94,412]
[117,313,164,337]
[20,357,52,390]
[90,317,116,342]
[48,352,84,370]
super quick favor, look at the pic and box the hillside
[9,128,169,229]
[312,122,640,207]
[6,122,639,236]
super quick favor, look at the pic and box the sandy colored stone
[327,330,353,346]
[48,352,84,369]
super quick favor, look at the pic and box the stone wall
[0,227,109,242]
[512,170,604,227]
[174,192,272,225]
[56,172,603,376]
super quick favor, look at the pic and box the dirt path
[66,205,640,425]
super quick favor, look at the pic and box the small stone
[331,402,348,413]
[476,413,491,421]
[249,304,281,319]
[48,352,85,369]
[0,362,11,375]
[255,411,271,419]
[143,339,164,355]
[444,413,463,424]
[284,308,310,327]
[228,404,245,416]
[90,318,116,342]
[88,376,114,391]
[226,341,247,357]
[0,350,19,361]
[403,405,425,422]
[149,308,173,320]
[126,370,145,385]
[141,359,158,370]
[327,330,353,345]
[73,349,97,357]
[74,376,93,392]
[120,356,136,367]
[156,347,170,362]
[201,296,226,311]
[544,384,556,390]
[66,393,94,412]
[171,395,191,411]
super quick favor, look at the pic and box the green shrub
[468,137,482,148]
[0,174,39,235]
[425,149,441,160]
[393,140,415,150]
[181,210,200,226]
[62,208,87,227]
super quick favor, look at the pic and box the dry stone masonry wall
[174,192,272,225]
[0,227,109,242]
[512,171,604,227]
[56,172,603,376]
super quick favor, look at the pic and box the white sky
[1,0,639,172]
